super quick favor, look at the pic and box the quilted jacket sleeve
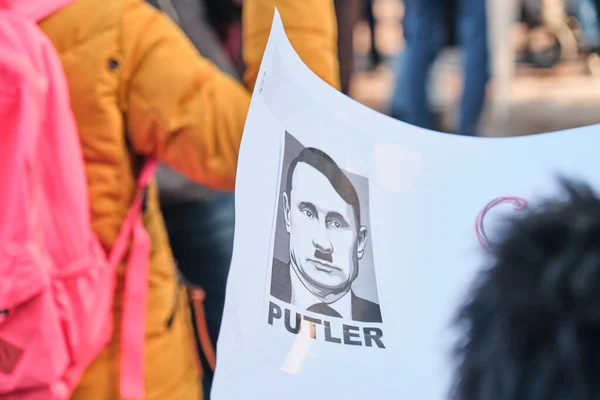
[123,0,340,191]
[242,0,340,91]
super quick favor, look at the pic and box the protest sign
[211,11,600,399]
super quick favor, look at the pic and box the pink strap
[108,158,158,400]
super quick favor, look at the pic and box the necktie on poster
[211,10,600,400]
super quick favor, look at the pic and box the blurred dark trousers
[390,0,489,136]
[161,193,235,399]
[578,0,600,50]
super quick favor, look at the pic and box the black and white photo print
[270,132,382,323]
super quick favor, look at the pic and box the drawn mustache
[314,249,332,263]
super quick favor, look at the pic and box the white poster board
[212,11,600,399]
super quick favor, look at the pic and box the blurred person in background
[205,0,245,76]
[390,0,489,136]
[146,0,240,78]
[333,0,383,95]
[35,0,340,398]
[453,182,600,400]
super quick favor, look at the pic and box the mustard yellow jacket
[39,0,339,398]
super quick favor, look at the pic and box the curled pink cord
[475,196,528,254]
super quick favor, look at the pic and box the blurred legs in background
[577,0,600,51]
[390,0,489,136]
[391,0,446,130]
[365,0,382,69]
[457,0,490,135]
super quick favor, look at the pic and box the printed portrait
[270,132,382,323]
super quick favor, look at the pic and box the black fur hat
[454,180,600,400]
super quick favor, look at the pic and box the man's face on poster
[284,162,368,297]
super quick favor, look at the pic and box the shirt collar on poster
[289,267,352,320]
